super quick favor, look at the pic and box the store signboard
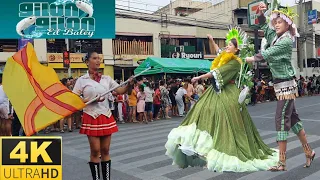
[47,53,103,63]
[248,0,267,28]
[171,52,204,59]
[308,9,318,24]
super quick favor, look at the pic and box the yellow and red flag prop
[2,43,85,136]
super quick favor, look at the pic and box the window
[0,39,18,52]
[69,39,102,54]
[47,39,66,53]
[237,18,247,25]
[46,39,102,53]
[237,18,244,25]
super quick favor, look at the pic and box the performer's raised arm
[207,34,221,55]
[257,2,277,45]
[192,38,241,93]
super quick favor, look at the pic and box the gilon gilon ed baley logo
[16,0,95,38]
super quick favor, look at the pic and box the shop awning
[134,57,212,75]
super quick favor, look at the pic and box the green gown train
[165,58,279,172]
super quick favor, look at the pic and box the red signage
[63,51,70,68]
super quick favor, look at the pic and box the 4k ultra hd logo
[0,137,62,180]
[1,0,115,39]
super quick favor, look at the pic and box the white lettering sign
[180,52,203,59]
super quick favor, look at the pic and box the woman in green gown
[165,28,279,172]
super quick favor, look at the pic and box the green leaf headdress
[225,25,248,50]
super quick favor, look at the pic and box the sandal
[303,143,316,168]
[269,151,287,171]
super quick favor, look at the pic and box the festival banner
[1,0,115,39]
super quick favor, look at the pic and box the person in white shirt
[73,52,133,180]
[144,82,154,122]
[175,82,194,117]
[0,75,12,136]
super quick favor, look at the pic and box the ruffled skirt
[165,85,279,172]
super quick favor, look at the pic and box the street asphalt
[45,95,320,180]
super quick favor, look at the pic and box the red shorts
[80,113,118,136]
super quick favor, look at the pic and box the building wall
[114,17,227,55]
[102,39,114,79]
[156,0,212,15]
[188,0,238,24]
[0,39,47,63]
[33,39,47,63]
[0,52,16,62]
[196,27,228,38]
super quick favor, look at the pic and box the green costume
[254,13,302,142]
[165,53,278,172]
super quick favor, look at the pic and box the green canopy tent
[134,57,212,76]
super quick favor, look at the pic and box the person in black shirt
[169,80,178,116]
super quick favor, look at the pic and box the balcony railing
[112,40,153,55]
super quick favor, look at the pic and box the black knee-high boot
[89,162,100,180]
[101,160,111,180]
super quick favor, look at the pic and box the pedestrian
[128,80,138,123]
[159,80,171,119]
[195,80,205,99]
[153,83,161,120]
[137,85,147,123]
[246,3,315,171]
[60,78,73,132]
[169,81,178,116]
[144,82,154,122]
[0,74,12,136]
[107,92,116,119]
[175,82,188,117]
[72,51,132,180]
[116,93,125,124]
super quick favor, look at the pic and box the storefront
[112,55,150,81]
[47,53,105,79]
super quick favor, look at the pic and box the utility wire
[116,7,230,30]
[116,6,228,25]
[116,0,228,17]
